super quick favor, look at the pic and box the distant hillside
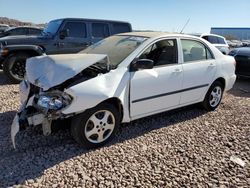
[0,17,45,27]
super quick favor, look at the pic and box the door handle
[173,68,182,73]
[54,42,64,47]
[81,42,90,46]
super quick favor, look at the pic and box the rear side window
[112,23,130,34]
[203,35,226,45]
[10,28,27,35]
[217,37,226,44]
[207,36,218,44]
[181,39,213,62]
[92,23,109,38]
[62,22,86,38]
[29,28,41,35]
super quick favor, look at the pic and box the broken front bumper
[11,80,73,148]
[11,81,49,148]
[10,109,48,148]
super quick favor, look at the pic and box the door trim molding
[132,84,209,103]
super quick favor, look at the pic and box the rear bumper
[225,74,236,91]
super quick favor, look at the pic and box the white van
[200,34,230,55]
[190,33,230,55]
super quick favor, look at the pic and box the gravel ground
[0,71,249,188]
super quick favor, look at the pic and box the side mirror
[59,29,69,39]
[130,59,154,71]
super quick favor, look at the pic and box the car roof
[51,18,131,24]
[200,33,226,39]
[234,47,250,55]
[117,31,199,39]
[6,26,42,31]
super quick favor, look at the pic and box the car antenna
[180,18,190,34]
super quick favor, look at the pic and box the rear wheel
[71,103,120,148]
[202,81,224,111]
[3,53,31,83]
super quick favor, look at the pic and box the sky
[0,0,250,33]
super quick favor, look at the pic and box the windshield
[43,20,62,36]
[81,35,147,67]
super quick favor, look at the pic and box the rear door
[90,22,110,44]
[130,38,183,118]
[180,39,217,104]
[56,20,90,54]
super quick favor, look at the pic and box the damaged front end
[11,81,73,148]
[11,53,110,148]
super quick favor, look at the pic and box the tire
[71,103,121,149]
[3,53,31,83]
[202,81,224,111]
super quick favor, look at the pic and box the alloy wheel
[209,86,222,107]
[84,110,115,143]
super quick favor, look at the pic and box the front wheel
[71,103,120,149]
[3,53,31,83]
[202,81,224,111]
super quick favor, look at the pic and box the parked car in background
[0,24,9,33]
[242,40,250,47]
[226,40,237,48]
[229,47,250,77]
[200,34,230,55]
[0,18,132,83]
[231,40,243,47]
[11,32,236,149]
[191,33,229,55]
[0,26,42,38]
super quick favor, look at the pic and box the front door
[130,39,183,118]
[55,21,90,54]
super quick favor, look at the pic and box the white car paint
[11,32,236,147]
[62,33,235,120]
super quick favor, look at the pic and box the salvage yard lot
[0,70,249,187]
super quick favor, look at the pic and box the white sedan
[11,32,236,148]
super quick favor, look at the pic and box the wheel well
[101,98,124,121]
[214,77,225,90]
[38,45,46,52]
[8,50,41,57]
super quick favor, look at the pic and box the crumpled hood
[26,53,108,90]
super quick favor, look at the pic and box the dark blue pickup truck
[0,18,132,83]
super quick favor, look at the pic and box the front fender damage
[10,53,124,148]
[10,82,71,148]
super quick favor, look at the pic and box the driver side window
[139,39,178,66]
